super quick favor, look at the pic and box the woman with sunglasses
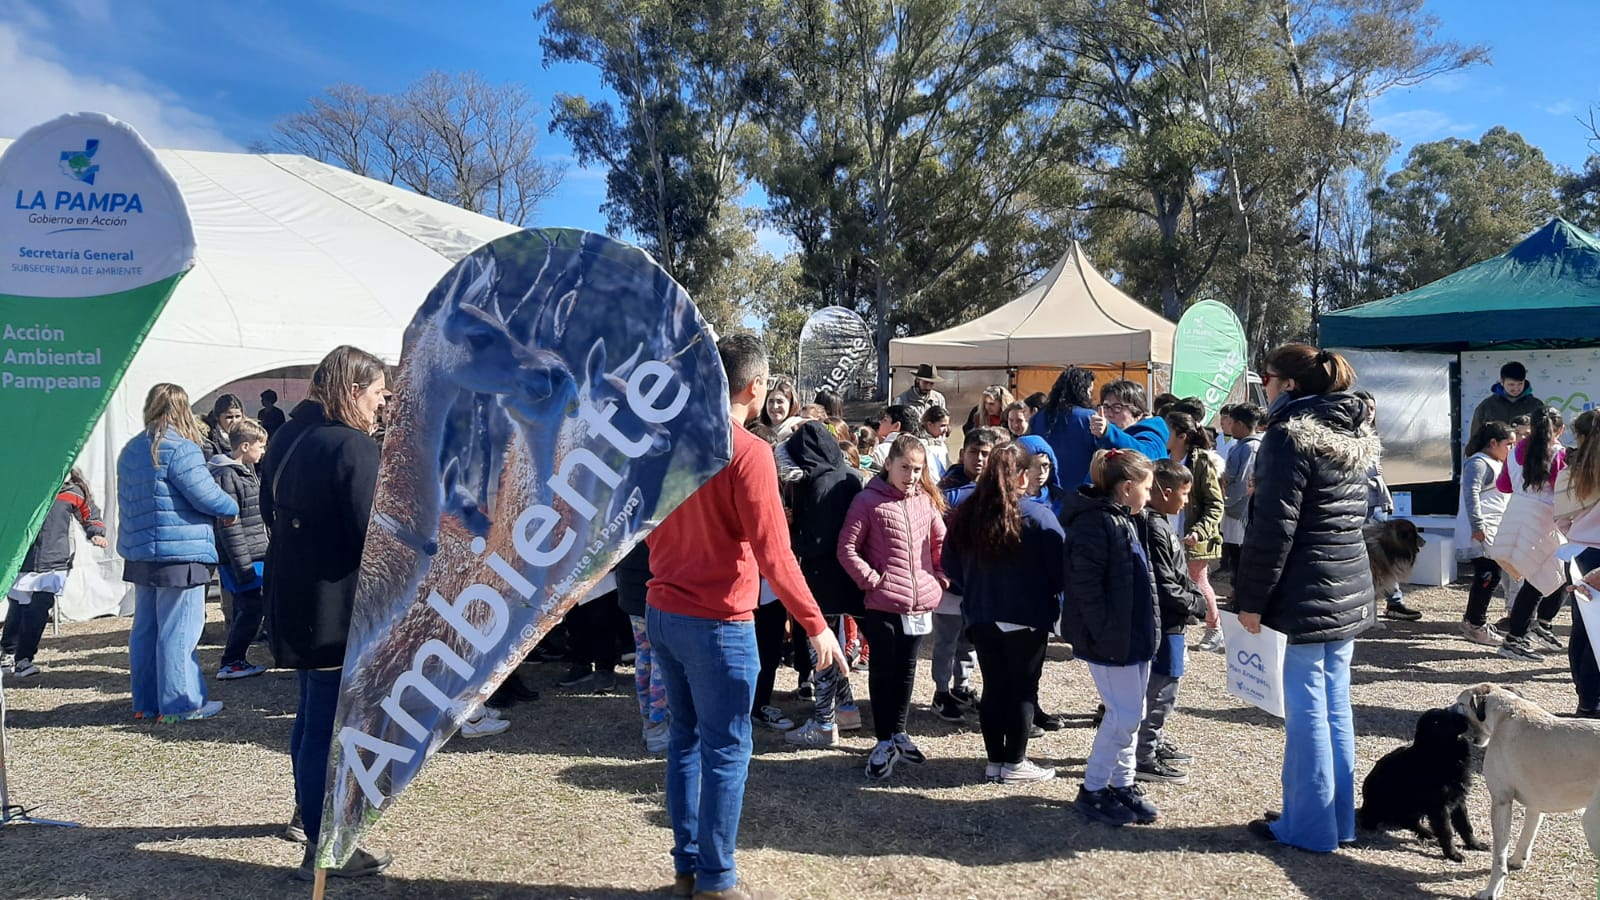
[1236,344,1375,854]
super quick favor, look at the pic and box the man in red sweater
[647,334,847,900]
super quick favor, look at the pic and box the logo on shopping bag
[1235,650,1264,673]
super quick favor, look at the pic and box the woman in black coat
[259,345,391,878]
[1236,344,1377,853]
[782,421,866,745]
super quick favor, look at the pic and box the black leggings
[1464,558,1502,628]
[754,600,788,711]
[860,610,925,741]
[1,591,54,661]
[1507,580,1567,638]
[968,623,1047,765]
[566,590,625,669]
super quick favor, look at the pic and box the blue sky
[1,0,1596,242]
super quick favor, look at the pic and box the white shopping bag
[1219,613,1288,718]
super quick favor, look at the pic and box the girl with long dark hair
[945,444,1064,784]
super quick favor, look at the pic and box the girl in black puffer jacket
[1060,449,1161,827]
[1237,344,1377,855]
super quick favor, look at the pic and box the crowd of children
[21,354,1600,844]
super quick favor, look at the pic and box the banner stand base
[1,803,79,828]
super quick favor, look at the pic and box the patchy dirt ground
[2,581,1596,899]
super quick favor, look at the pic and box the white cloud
[1371,108,1477,145]
[1543,100,1577,116]
[0,22,238,150]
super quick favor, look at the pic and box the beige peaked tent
[889,242,1176,398]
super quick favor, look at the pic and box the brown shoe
[692,879,775,900]
[672,874,696,897]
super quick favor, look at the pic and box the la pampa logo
[60,139,100,185]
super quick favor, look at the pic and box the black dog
[1357,707,1487,861]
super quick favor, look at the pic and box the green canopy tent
[1322,218,1600,350]
[1321,218,1600,515]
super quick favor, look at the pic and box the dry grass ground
[3,581,1597,899]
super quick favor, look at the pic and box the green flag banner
[1171,300,1248,427]
[0,113,195,589]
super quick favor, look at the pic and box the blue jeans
[1271,639,1356,852]
[647,607,759,893]
[128,584,208,716]
[290,668,342,843]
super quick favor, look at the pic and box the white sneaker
[784,719,839,748]
[643,719,670,753]
[0,653,14,674]
[481,706,505,720]
[1195,628,1225,652]
[1001,759,1057,784]
[461,712,510,738]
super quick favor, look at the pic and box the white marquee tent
[0,139,519,620]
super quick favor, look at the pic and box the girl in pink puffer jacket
[838,433,948,780]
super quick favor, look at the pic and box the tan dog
[1452,684,1600,899]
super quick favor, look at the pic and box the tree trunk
[875,267,891,401]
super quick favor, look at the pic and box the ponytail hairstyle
[947,443,1026,562]
[1088,448,1153,497]
[1567,410,1600,504]
[1163,411,1213,453]
[1522,406,1565,492]
[142,383,205,466]
[1263,343,1356,398]
[884,433,947,513]
[1464,420,1514,458]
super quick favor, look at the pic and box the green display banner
[1171,299,1248,427]
[0,113,195,590]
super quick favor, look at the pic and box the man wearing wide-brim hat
[895,363,948,431]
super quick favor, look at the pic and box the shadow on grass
[551,754,1481,897]
[2,822,665,899]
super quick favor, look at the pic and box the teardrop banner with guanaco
[312,228,732,877]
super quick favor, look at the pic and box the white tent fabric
[889,242,1176,369]
[0,140,519,620]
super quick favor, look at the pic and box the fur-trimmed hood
[1275,393,1380,475]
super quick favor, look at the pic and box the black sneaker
[1028,723,1045,739]
[1075,785,1136,827]
[592,668,618,692]
[1384,600,1423,621]
[1528,621,1563,651]
[1155,740,1194,764]
[558,664,595,688]
[1111,783,1160,824]
[1033,709,1064,731]
[931,692,965,722]
[950,685,980,708]
[1091,702,1106,726]
[1135,758,1189,785]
